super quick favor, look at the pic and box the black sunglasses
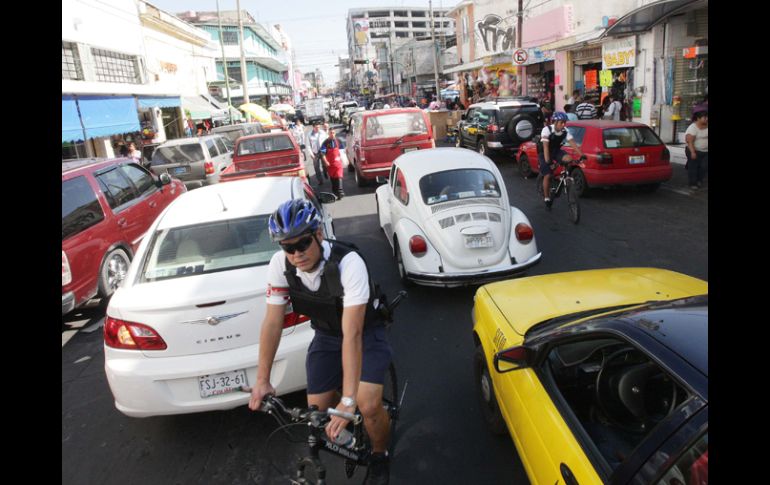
[279,234,315,254]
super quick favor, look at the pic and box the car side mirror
[157,173,172,186]
[317,192,337,204]
[461,114,467,120]
[493,345,533,373]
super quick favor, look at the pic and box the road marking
[62,330,78,347]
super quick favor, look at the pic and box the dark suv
[455,99,544,156]
[62,158,186,315]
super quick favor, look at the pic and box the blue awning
[62,96,84,143]
[76,95,140,139]
[137,96,181,108]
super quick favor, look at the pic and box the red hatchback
[516,120,673,196]
[347,107,434,186]
[62,158,185,315]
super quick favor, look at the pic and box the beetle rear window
[603,127,663,149]
[237,135,294,155]
[419,169,500,205]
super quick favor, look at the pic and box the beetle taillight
[104,316,167,350]
[515,223,534,243]
[409,236,428,257]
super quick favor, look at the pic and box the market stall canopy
[239,103,273,124]
[269,103,295,114]
[183,95,225,120]
[604,0,705,37]
[62,95,140,142]
[137,96,181,108]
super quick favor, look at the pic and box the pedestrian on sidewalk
[307,123,328,185]
[320,128,345,199]
[685,110,708,190]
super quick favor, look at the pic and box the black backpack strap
[283,257,303,290]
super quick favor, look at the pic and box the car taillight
[597,152,613,164]
[515,223,534,243]
[104,316,167,350]
[283,312,311,329]
[662,147,670,162]
[487,124,499,133]
[204,161,215,174]
[409,236,428,257]
[62,251,72,286]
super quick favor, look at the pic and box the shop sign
[585,70,598,90]
[603,37,636,69]
[599,70,613,87]
[524,48,555,66]
[683,46,708,58]
[632,97,642,118]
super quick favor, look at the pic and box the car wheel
[477,139,486,156]
[394,241,412,287]
[348,160,355,172]
[518,153,534,178]
[455,133,463,148]
[355,166,368,187]
[97,248,130,299]
[474,346,507,435]
[506,114,537,144]
[571,168,588,198]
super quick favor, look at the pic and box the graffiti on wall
[477,14,515,53]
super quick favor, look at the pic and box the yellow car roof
[481,268,708,336]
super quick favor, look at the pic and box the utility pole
[517,0,523,48]
[216,0,233,122]
[388,33,396,95]
[429,0,441,100]
[236,0,250,117]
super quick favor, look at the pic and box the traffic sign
[513,49,528,65]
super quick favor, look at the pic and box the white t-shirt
[266,240,370,308]
[685,124,708,152]
[604,100,622,121]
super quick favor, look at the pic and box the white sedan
[375,147,541,287]
[104,177,336,417]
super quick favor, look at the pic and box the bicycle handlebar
[260,394,362,426]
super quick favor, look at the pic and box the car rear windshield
[139,215,275,283]
[237,135,294,156]
[365,112,428,140]
[419,169,501,205]
[151,144,205,166]
[62,176,105,240]
[603,127,663,149]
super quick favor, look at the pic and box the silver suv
[456,98,545,156]
[150,135,234,190]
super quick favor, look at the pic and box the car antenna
[217,193,228,212]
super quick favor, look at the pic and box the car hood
[421,201,509,270]
[109,265,281,358]
[481,268,708,336]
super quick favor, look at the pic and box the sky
[148,0,454,85]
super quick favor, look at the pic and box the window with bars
[222,30,239,45]
[91,48,141,84]
[62,42,83,80]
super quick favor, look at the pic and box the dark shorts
[306,325,393,394]
[538,149,568,175]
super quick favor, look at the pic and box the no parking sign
[513,49,528,65]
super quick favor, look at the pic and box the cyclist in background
[248,199,393,485]
[538,112,586,210]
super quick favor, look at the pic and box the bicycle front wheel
[566,178,580,224]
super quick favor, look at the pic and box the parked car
[375,147,541,287]
[210,122,264,144]
[516,120,673,196]
[343,106,366,131]
[456,99,544,156]
[348,107,435,187]
[149,135,234,190]
[221,131,306,182]
[337,100,359,124]
[62,158,186,315]
[103,176,337,417]
[473,268,708,485]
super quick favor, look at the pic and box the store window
[62,42,83,81]
[91,48,142,84]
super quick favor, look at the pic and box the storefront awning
[76,95,141,139]
[182,95,223,120]
[604,0,706,36]
[137,96,181,108]
[62,96,84,143]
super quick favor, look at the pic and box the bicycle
[249,290,408,485]
[536,155,587,224]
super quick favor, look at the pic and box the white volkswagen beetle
[104,177,336,417]
[375,148,541,287]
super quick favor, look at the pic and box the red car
[347,107,434,186]
[62,158,186,315]
[516,120,673,197]
[221,132,306,182]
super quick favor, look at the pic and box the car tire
[474,346,507,435]
[571,168,588,198]
[506,114,538,145]
[455,133,463,148]
[518,153,534,178]
[97,248,130,299]
[348,160,355,172]
[477,139,486,156]
[355,166,368,187]
[394,241,412,287]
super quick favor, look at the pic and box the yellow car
[472,268,708,485]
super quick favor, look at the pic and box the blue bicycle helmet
[268,199,322,242]
[552,111,568,122]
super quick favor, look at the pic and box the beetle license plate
[403,147,419,153]
[464,235,493,248]
[172,166,189,175]
[629,155,646,165]
[198,369,248,398]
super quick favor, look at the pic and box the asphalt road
[62,127,707,484]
